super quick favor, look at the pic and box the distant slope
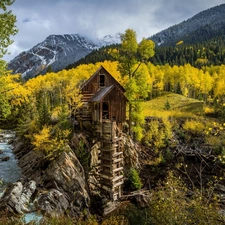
[8,34,120,80]
[151,4,225,46]
[65,35,225,69]
[66,4,225,69]
[8,4,225,78]
[66,44,118,70]
[150,36,225,66]
[8,34,98,80]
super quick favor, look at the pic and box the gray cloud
[4,0,225,61]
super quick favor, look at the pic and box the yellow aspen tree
[117,29,155,139]
[0,0,18,73]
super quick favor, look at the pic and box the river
[0,130,21,191]
[0,130,42,223]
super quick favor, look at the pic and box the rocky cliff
[0,131,139,218]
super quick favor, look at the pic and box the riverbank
[0,130,21,189]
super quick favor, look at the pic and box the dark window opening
[103,102,109,119]
[100,74,105,87]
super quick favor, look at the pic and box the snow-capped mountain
[150,3,225,46]
[8,34,120,80]
[99,33,121,46]
[9,4,225,79]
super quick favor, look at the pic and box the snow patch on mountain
[99,33,121,46]
[8,33,121,80]
[150,3,225,46]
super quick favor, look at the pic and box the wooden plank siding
[77,66,127,201]
[81,66,125,95]
[79,66,127,128]
[100,86,127,124]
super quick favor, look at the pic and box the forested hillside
[66,44,117,70]
[1,60,225,136]
[151,36,225,66]
[66,36,225,69]
[151,4,225,46]
[1,59,225,224]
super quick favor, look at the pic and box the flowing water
[0,130,42,223]
[0,130,21,190]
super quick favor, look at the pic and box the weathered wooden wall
[81,68,124,95]
[101,86,127,123]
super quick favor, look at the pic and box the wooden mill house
[78,66,127,201]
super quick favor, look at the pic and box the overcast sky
[4,0,225,62]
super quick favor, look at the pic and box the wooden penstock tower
[79,66,127,201]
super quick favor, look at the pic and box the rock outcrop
[123,135,140,174]
[41,149,90,217]
[0,180,36,214]
[36,189,69,216]
[70,132,100,193]
[0,156,10,162]
[70,132,140,196]
[9,141,90,217]
[0,131,139,217]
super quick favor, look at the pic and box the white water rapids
[0,130,21,190]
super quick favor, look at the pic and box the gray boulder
[0,180,36,214]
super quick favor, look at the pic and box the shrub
[162,118,173,141]
[143,118,173,148]
[204,106,215,116]
[75,140,90,171]
[30,125,71,160]
[101,215,128,225]
[163,148,173,162]
[149,172,225,225]
[182,119,205,134]
[143,120,164,148]
[127,168,142,191]
[164,99,171,110]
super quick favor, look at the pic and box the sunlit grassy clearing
[142,92,204,118]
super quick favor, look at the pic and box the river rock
[0,156,10,162]
[0,180,36,214]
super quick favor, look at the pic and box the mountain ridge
[8,33,121,80]
[8,3,225,79]
[150,3,225,46]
